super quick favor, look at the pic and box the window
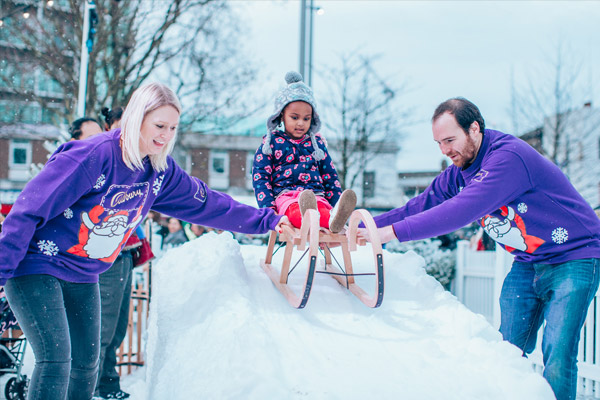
[42,107,58,124]
[0,60,21,89]
[209,151,229,190]
[37,69,63,96]
[0,101,17,123]
[212,157,225,174]
[363,171,376,199]
[9,140,32,181]
[41,103,68,125]
[9,140,31,166]
[246,152,255,190]
[0,18,24,46]
[0,60,37,93]
[0,101,42,124]
[21,103,41,124]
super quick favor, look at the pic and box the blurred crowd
[144,210,269,259]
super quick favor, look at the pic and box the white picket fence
[454,240,600,398]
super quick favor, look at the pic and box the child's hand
[275,216,291,234]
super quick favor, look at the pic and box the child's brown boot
[329,189,357,233]
[299,190,318,216]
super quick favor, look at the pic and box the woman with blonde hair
[0,82,288,399]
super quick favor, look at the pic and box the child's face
[282,101,312,139]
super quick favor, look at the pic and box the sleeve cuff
[391,221,411,242]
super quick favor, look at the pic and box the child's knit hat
[263,71,325,160]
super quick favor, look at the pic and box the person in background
[191,224,206,237]
[101,106,124,132]
[360,97,600,400]
[94,105,136,400]
[146,211,167,254]
[69,117,103,141]
[161,218,188,249]
[185,223,206,240]
[0,82,288,400]
[252,71,357,234]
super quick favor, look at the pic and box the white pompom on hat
[263,71,325,160]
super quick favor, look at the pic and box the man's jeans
[4,274,100,400]
[500,258,600,400]
[96,252,133,395]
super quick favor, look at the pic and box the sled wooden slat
[261,208,384,308]
[323,209,384,308]
[261,209,320,308]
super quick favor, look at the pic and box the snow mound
[133,233,553,400]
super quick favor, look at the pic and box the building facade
[180,123,403,210]
[0,0,71,213]
[520,103,600,209]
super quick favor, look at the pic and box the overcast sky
[233,0,600,171]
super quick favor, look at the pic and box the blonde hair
[120,82,182,172]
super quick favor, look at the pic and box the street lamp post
[299,0,307,81]
[77,0,95,117]
[298,0,322,86]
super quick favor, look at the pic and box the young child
[253,71,356,233]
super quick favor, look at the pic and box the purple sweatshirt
[0,130,281,285]
[375,129,600,264]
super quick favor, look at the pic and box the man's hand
[275,216,291,234]
[357,225,397,244]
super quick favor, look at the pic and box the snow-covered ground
[118,232,554,400]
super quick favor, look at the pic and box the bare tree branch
[509,41,586,166]
[0,0,254,131]
[319,52,413,193]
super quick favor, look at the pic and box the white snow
[120,232,554,400]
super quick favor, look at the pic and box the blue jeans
[4,274,100,400]
[96,252,133,395]
[500,258,600,400]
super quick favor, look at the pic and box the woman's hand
[357,225,397,244]
[275,215,291,234]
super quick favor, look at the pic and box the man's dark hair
[69,117,99,140]
[432,97,485,134]
[101,106,124,129]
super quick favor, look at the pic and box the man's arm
[373,167,461,228]
[377,150,532,243]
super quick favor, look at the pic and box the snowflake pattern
[94,174,106,189]
[153,175,164,195]
[517,202,528,214]
[551,227,569,244]
[63,208,74,219]
[38,240,59,256]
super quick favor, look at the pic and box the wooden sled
[260,208,384,309]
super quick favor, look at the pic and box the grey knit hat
[263,71,325,160]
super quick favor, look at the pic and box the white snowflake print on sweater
[551,227,568,244]
[94,174,106,189]
[153,175,164,195]
[38,240,59,256]
[64,208,74,219]
[517,203,528,214]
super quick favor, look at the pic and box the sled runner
[261,208,384,309]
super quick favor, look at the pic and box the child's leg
[285,203,303,229]
[317,202,332,229]
[285,193,330,229]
